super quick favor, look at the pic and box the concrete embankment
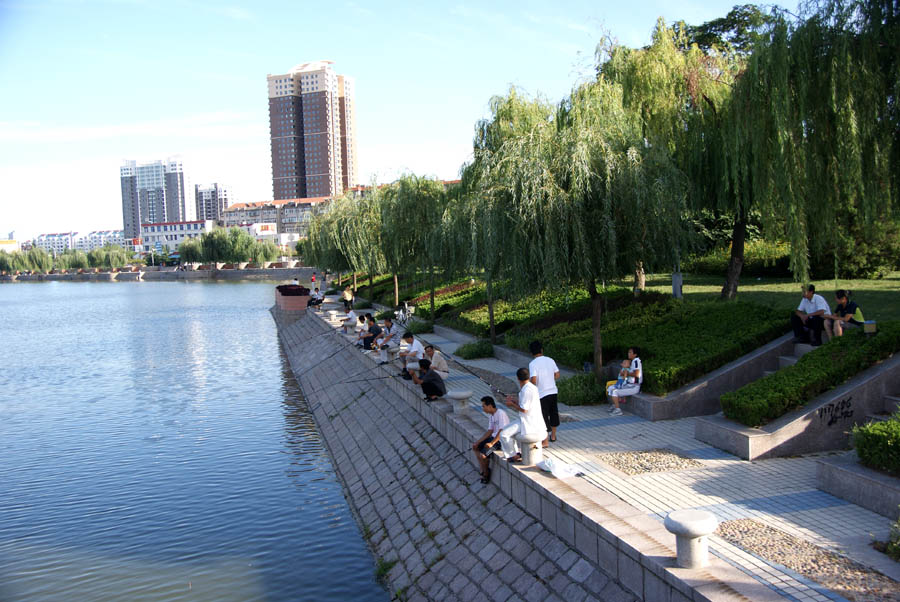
[4,267,309,283]
[273,307,636,602]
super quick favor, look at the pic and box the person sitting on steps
[825,289,864,339]
[791,284,831,346]
[471,396,509,484]
[410,358,446,401]
[606,347,642,417]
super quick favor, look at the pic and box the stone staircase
[762,341,816,376]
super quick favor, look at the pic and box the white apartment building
[223,197,329,238]
[140,220,214,253]
[195,183,231,221]
[33,232,77,254]
[75,230,126,252]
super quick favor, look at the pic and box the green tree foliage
[87,244,128,269]
[200,228,231,263]
[0,250,11,273]
[54,249,89,270]
[674,4,775,54]
[251,240,279,264]
[227,227,256,263]
[26,247,52,273]
[178,239,203,264]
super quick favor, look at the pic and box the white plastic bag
[536,458,582,479]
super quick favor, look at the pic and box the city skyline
[0,0,765,240]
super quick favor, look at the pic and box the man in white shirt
[424,345,449,380]
[307,287,324,310]
[607,347,642,417]
[397,332,425,380]
[375,317,402,365]
[791,284,831,346]
[528,340,560,446]
[341,308,357,334]
[500,367,547,463]
[471,396,509,484]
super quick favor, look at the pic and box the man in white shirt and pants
[791,284,831,346]
[528,340,560,446]
[500,367,547,463]
[471,396,509,484]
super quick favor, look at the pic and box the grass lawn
[641,272,900,321]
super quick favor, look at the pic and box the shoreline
[1,267,312,283]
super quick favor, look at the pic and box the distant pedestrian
[472,396,509,484]
[606,347,642,416]
[500,367,546,463]
[528,340,560,445]
[311,271,316,288]
[342,286,354,311]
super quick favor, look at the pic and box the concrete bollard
[445,390,473,413]
[516,432,545,466]
[327,310,338,323]
[664,509,718,569]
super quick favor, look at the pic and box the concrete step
[778,355,799,369]
[884,395,900,414]
[793,343,816,356]
[865,413,892,424]
[762,370,776,377]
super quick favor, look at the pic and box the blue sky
[0,0,778,239]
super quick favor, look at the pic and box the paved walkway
[317,298,899,602]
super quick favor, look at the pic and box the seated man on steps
[423,344,449,380]
[361,316,382,351]
[791,284,831,346]
[606,347,642,417]
[471,396,509,484]
[340,307,357,334]
[396,332,425,380]
[375,316,402,365]
[499,367,547,463]
[410,358,446,401]
[307,287,324,310]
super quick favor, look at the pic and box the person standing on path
[500,367,547,463]
[471,396,509,484]
[528,340,560,445]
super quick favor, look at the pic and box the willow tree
[335,189,385,299]
[464,88,555,342]
[717,0,898,282]
[303,194,355,282]
[480,79,689,379]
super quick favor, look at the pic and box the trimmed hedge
[722,322,900,427]
[505,299,788,396]
[853,412,900,476]
[406,320,434,335]
[454,339,494,359]
[558,373,605,406]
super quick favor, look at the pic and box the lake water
[0,281,388,601]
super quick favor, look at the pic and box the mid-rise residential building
[267,60,358,200]
[75,230,125,252]
[0,238,19,253]
[195,183,231,222]
[223,197,330,238]
[140,220,214,254]
[121,157,195,239]
[33,232,77,254]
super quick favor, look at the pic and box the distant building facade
[33,232,77,254]
[140,220,214,253]
[195,183,231,222]
[75,230,125,251]
[223,197,329,238]
[267,60,357,200]
[121,157,194,239]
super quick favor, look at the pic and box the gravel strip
[717,519,900,602]
[596,448,702,475]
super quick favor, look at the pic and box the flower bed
[722,322,900,427]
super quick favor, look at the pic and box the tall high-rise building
[267,60,358,200]
[195,183,232,222]
[120,157,194,239]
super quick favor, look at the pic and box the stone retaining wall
[273,308,787,601]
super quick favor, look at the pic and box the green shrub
[887,517,900,561]
[375,310,393,321]
[353,299,373,309]
[683,239,791,278]
[722,322,900,426]
[324,288,338,295]
[558,373,605,406]
[853,412,900,476]
[454,339,494,359]
[406,320,434,335]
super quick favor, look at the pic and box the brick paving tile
[557,549,580,572]
[498,561,526,585]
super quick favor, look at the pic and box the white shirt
[488,408,510,437]
[404,338,425,360]
[518,381,546,436]
[429,350,449,374]
[798,294,831,316]
[379,323,401,346]
[529,355,559,397]
[630,357,643,385]
[344,310,357,323]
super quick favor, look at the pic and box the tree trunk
[368,272,373,301]
[429,266,436,318]
[589,280,604,382]
[352,272,357,292]
[393,273,399,307]
[486,276,496,344]
[721,208,747,300]
[337,271,342,287]
[633,261,645,295]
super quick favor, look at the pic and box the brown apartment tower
[267,60,358,200]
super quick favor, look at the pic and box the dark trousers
[791,314,825,343]
[422,381,443,398]
[362,335,376,350]
[540,394,560,428]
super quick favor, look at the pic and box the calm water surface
[0,281,387,601]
